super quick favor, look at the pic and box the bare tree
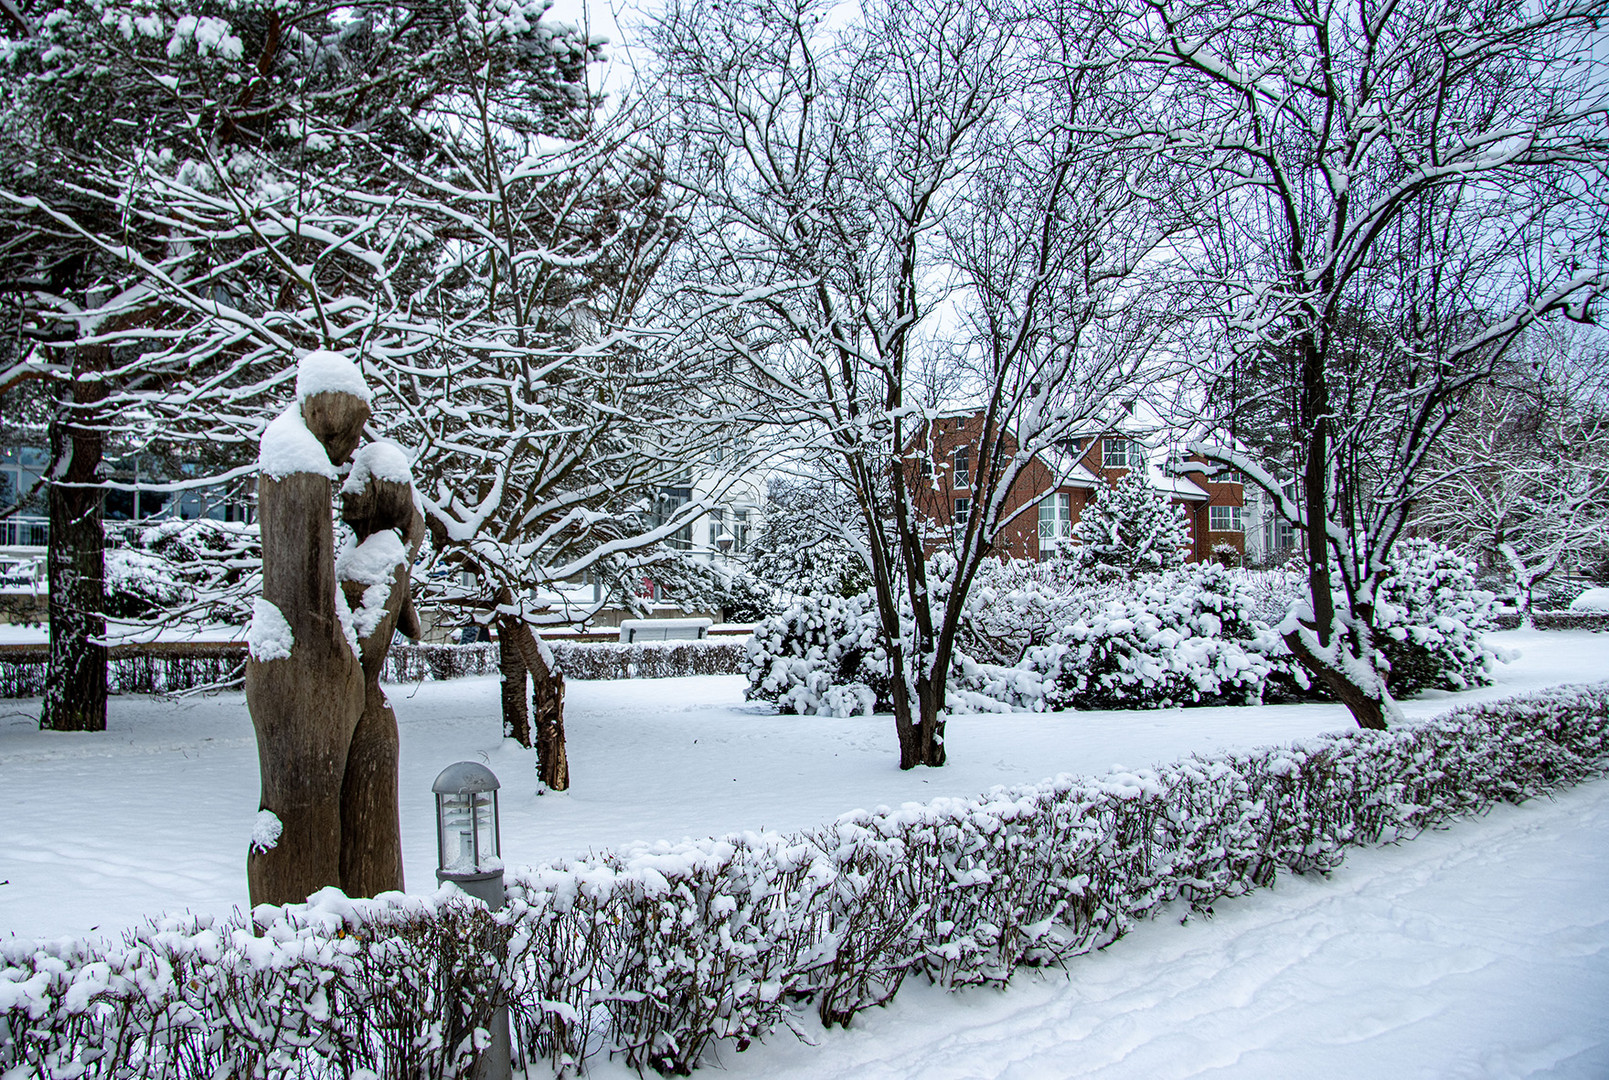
[650,0,1185,766]
[1413,325,1609,623]
[1119,0,1609,727]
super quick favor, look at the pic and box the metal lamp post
[432,761,510,1080]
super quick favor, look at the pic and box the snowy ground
[0,629,1605,1074]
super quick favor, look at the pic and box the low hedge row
[0,642,246,698]
[363,639,751,683]
[1490,611,1609,632]
[4,682,1606,1078]
[0,639,751,698]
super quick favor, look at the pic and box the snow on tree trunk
[41,345,108,733]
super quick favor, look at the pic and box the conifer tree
[1071,471,1189,579]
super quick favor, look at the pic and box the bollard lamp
[431,761,511,1080]
[432,761,503,904]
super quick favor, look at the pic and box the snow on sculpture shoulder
[247,597,295,661]
[258,407,339,480]
[295,349,372,403]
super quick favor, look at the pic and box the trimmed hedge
[374,640,751,683]
[1491,610,1609,632]
[0,642,246,698]
[4,682,1606,1078]
[0,638,751,698]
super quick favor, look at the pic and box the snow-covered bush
[1050,562,1281,709]
[1372,540,1500,695]
[6,683,1605,1078]
[953,559,1086,667]
[745,592,890,715]
[1570,587,1609,612]
[102,547,188,618]
[745,543,1502,716]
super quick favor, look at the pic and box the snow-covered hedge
[369,639,749,682]
[549,639,749,681]
[1492,610,1609,632]
[0,643,247,698]
[7,683,1605,1078]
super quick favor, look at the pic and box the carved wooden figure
[245,352,421,907]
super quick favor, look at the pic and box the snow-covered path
[654,778,1609,1080]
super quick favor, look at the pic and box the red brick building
[909,408,1246,563]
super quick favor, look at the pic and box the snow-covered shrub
[953,559,1085,667]
[1051,562,1280,709]
[1373,540,1500,695]
[1570,587,1609,612]
[0,889,512,1080]
[6,683,1605,1079]
[132,518,263,624]
[745,592,889,715]
[103,547,188,618]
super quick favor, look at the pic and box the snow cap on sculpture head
[342,440,419,541]
[296,349,371,466]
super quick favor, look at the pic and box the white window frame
[953,445,971,489]
[1037,492,1072,558]
[1103,438,1143,469]
[1209,504,1243,532]
[954,496,971,528]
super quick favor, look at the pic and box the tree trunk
[41,346,108,732]
[498,607,569,790]
[499,631,532,746]
[912,673,947,768]
[889,642,921,770]
[533,668,568,790]
[1281,627,1390,731]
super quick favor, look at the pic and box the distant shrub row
[0,639,750,698]
[4,682,1604,1078]
[748,543,1503,716]
[1490,610,1609,632]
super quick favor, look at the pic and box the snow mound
[1569,588,1609,612]
[247,598,294,662]
[258,406,337,480]
[295,349,371,403]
